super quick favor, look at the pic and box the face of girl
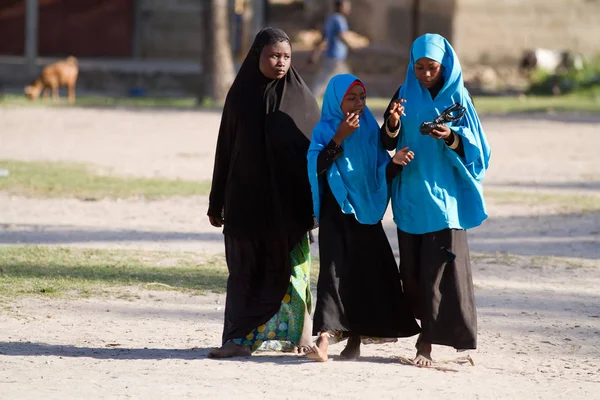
[414,57,443,89]
[259,40,291,80]
[340,84,366,115]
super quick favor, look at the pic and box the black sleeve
[385,161,403,184]
[445,131,465,159]
[453,138,465,158]
[380,86,402,151]
[317,140,344,175]
[456,90,474,157]
[207,104,234,218]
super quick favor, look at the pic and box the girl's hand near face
[392,147,414,166]
[333,112,360,145]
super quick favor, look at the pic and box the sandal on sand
[398,355,475,372]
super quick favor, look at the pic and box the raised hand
[387,98,406,130]
[392,146,415,166]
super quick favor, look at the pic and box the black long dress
[207,28,321,345]
[311,142,421,339]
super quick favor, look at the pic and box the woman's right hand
[392,146,414,166]
[332,112,361,145]
[208,215,224,228]
[387,99,406,130]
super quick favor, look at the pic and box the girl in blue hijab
[380,34,491,366]
[306,74,420,362]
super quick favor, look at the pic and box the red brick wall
[0,0,133,57]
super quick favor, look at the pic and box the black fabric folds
[208,28,320,246]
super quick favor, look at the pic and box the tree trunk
[233,0,253,63]
[201,0,236,103]
[412,0,421,43]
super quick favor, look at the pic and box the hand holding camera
[419,103,466,137]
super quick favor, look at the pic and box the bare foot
[414,341,433,366]
[306,335,329,362]
[207,341,251,359]
[340,336,361,360]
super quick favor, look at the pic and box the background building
[1,0,598,96]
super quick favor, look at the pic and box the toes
[305,345,328,362]
[207,348,221,358]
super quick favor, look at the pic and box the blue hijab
[308,74,390,225]
[391,34,492,234]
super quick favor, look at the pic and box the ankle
[416,341,432,353]
[348,336,361,346]
[317,332,331,346]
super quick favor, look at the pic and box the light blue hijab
[308,74,390,225]
[391,33,492,234]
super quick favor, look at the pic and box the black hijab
[208,28,320,242]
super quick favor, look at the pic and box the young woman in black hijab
[207,28,320,358]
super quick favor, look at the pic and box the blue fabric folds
[308,74,391,225]
[391,34,492,234]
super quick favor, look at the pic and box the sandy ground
[0,107,599,399]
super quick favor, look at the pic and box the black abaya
[397,228,477,350]
[312,182,421,338]
[207,28,320,345]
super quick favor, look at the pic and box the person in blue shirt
[381,34,491,367]
[308,0,353,98]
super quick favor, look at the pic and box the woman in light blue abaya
[380,34,491,366]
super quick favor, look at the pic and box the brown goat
[24,56,79,104]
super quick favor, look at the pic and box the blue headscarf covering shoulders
[308,74,391,225]
[392,33,492,234]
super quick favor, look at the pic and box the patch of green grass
[485,189,600,213]
[471,93,600,114]
[471,251,599,270]
[471,252,521,267]
[0,246,229,297]
[341,94,600,114]
[0,160,210,200]
[0,93,227,110]
[0,94,199,109]
[528,55,600,96]
[0,246,323,299]
[525,255,593,270]
[3,92,600,114]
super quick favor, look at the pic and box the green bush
[528,55,600,96]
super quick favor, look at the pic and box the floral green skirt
[232,234,312,352]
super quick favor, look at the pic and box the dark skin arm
[386,146,415,183]
[380,87,402,150]
[428,124,465,158]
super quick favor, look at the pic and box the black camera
[419,103,466,135]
